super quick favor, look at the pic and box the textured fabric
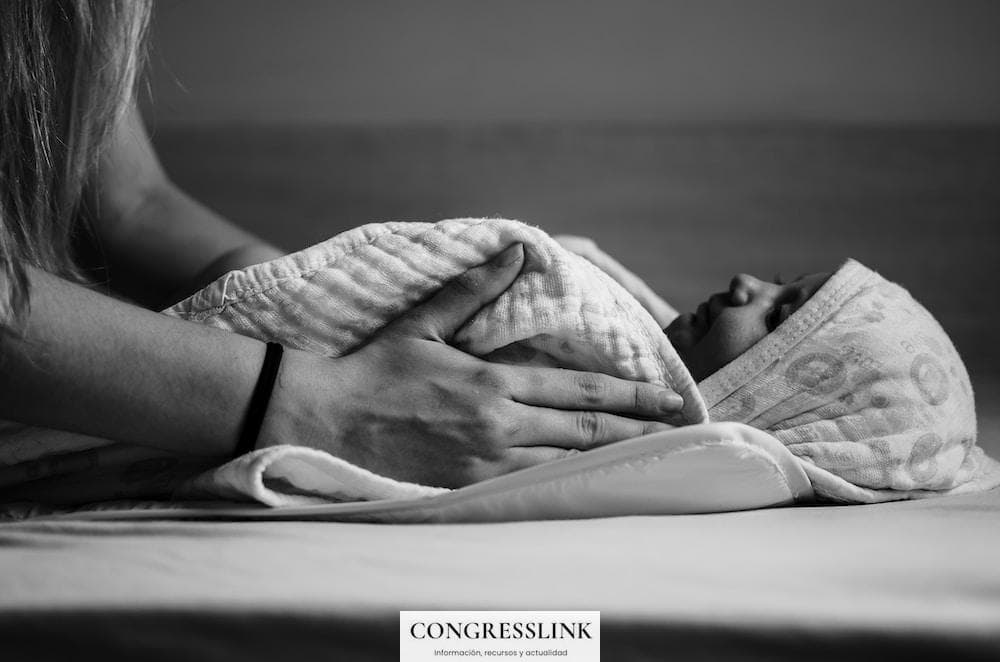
[167,219,702,416]
[552,234,678,327]
[701,258,1000,502]
[165,422,810,514]
[166,218,709,500]
[183,445,449,506]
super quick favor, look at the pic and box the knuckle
[469,367,507,392]
[576,373,605,404]
[527,370,546,389]
[501,417,523,438]
[474,409,506,443]
[450,272,481,296]
[576,411,606,443]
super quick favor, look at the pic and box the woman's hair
[0,0,152,330]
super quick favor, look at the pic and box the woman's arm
[0,267,263,456]
[87,103,284,308]
[0,249,680,488]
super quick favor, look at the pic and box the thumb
[386,243,525,341]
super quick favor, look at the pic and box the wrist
[256,348,348,455]
[233,342,284,456]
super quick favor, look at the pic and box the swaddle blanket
[168,218,709,505]
[701,258,1000,502]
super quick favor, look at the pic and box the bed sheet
[1,489,998,661]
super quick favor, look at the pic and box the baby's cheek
[704,319,767,370]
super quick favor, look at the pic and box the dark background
[144,0,1000,454]
[146,0,1000,125]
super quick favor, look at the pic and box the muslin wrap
[701,258,1000,502]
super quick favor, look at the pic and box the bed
[3,124,998,659]
[2,490,998,660]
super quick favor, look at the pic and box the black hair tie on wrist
[235,342,284,457]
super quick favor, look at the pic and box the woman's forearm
[89,105,284,309]
[102,183,285,309]
[0,267,264,456]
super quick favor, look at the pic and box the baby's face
[666,272,831,381]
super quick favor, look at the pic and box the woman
[0,1,679,498]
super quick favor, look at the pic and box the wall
[147,0,1000,126]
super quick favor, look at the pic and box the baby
[665,272,831,382]
[660,259,992,502]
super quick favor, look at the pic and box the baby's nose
[728,273,763,304]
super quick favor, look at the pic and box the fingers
[466,409,673,484]
[387,243,524,341]
[508,405,673,451]
[502,365,684,420]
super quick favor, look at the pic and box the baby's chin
[664,319,702,379]
[664,313,701,352]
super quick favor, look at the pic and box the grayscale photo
[1,1,998,660]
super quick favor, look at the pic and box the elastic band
[235,342,284,457]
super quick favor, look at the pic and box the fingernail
[491,243,524,267]
[660,391,684,411]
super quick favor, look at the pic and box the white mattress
[1,489,998,660]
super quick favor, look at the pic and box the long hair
[0,0,152,330]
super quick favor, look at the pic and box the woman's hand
[261,244,683,488]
